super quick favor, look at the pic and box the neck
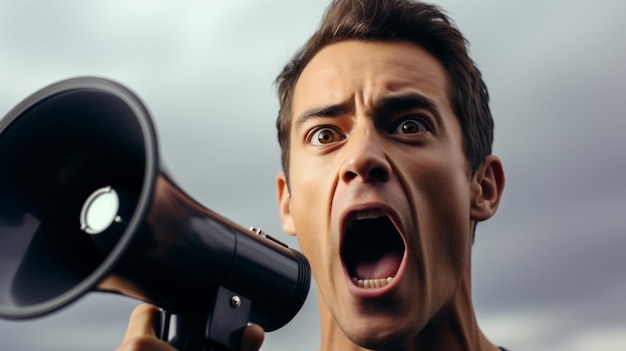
[317,265,499,351]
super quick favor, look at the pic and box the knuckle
[130,304,158,320]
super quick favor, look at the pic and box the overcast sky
[1,1,625,350]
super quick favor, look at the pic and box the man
[116,0,505,350]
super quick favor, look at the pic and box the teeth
[354,209,386,220]
[351,276,394,288]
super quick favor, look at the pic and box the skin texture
[276,40,504,350]
[116,39,504,351]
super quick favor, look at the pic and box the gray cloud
[1,1,625,350]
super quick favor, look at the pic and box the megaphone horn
[0,77,311,350]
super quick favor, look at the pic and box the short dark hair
[275,0,493,179]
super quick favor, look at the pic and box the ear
[470,155,505,222]
[276,172,296,236]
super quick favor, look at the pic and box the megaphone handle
[156,310,208,350]
[206,286,252,351]
[155,286,252,351]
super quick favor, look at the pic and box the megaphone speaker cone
[0,77,310,349]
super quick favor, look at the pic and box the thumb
[122,304,160,340]
[117,304,176,351]
[240,323,264,351]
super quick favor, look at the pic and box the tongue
[354,250,402,279]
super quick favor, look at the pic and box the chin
[346,331,411,350]
[340,317,417,350]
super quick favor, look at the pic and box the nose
[339,130,391,184]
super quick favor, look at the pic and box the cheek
[401,156,473,264]
[290,204,335,286]
[294,233,321,274]
[288,150,339,229]
[288,180,337,278]
[287,148,345,277]
[421,202,470,269]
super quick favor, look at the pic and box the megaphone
[0,77,310,350]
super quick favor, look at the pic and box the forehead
[292,40,451,119]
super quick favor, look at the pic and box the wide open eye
[392,117,431,135]
[310,127,343,145]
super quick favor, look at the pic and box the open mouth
[341,209,405,289]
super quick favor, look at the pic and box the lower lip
[344,255,407,299]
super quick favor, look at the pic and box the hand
[115,304,265,351]
[116,304,176,351]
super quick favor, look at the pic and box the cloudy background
[1,0,625,350]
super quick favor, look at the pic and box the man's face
[277,40,482,347]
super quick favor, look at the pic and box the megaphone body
[0,77,310,350]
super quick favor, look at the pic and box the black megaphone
[0,77,310,350]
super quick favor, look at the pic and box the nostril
[342,166,389,183]
[368,167,388,182]
[344,171,358,181]
[340,147,391,183]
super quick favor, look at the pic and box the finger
[117,304,176,351]
[122,304,160,341]
[240,323,265,351]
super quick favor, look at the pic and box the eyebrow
[294,103,351,130]
[374,94,438,114]
[293,93,440,129]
